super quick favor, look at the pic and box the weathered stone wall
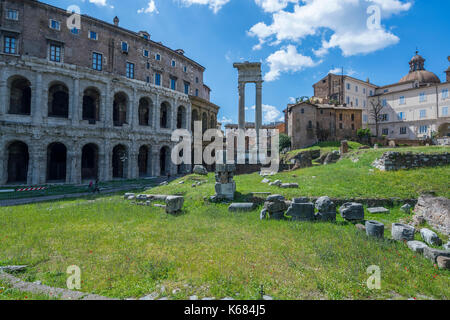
[414,194,450,235]
[373,152,450,171]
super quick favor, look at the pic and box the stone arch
[160,101,171,129]
[139,97,153,126]
[81,143,99,180]
[112,144,128,179]
[138,145,151,177]
[202,112,208,133]
[82,87,101,123]
[48,82,69,118]
[210,114,216,130]
[8,75,31,115]
[159,146,170,176]
[47,142,67,182]
[7,141,29,183]
[113,92,128,127]
[177,105,187,129]
[191,109,199,131]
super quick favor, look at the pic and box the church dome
[399,51,441,84]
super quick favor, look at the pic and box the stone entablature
[372,152,450,171]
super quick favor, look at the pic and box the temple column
[0,140,6,185]
[238,82,245,130]
[129,143,138,179]
[255,81,263,155]
[154,94,160,129]
[151,146,160,177]
[71,78,80,126]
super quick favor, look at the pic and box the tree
[369,97,384,137]
[279,133,291,152]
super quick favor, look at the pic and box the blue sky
[43,0,450,125]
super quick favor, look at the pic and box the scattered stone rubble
[372,152,450,171]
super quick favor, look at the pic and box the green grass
[0,146,448,300]
[0,280,55,300]
[283,141,364,161]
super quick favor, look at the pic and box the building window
[382,99,387,107]
[419,125,428,134]
[49,44,62,62]
[381,114,389,122]
[170,78,177,90]
[346,83,350,90]
[171,60,176,67]
[346,96,350,105]
[49,19,60,30]
[155,53,161,61]
[196,77,199,84]
[183,66,187,73]
[355,86,358,93]
[143,49,149,57]
[442,89,449,100]
[126,62,135,79]
[351,114,355,121]
[301,109,305,114]
[121,42,129,53]
[420,109,426,119]
[383,89,389,93]
[339,123,343,129]
[195,89,199,97]
[400,127,407,135]
[363,100,366,108]
[184,82,190,95]
[382,128,389,136]
[155,73,161,86]
[89,31,98,40]
[92,52,102,71]
[7,9,19,20]
[363,88,366,94]
[70,27,80,35]
[339,114,343,121]
[352,123,355,130]
[398,112,406,120]
[355,98,359,107]
[399,96,405,105]
[369,90,373,96]
[146,62,150,69]
[3,36,17,54]
[146,76,150,83]
[442,106,448,116]
[419,92,426,102]
[363,114,368,123]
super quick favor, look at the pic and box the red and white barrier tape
[16,187,48,192]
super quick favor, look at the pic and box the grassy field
[0,280,54,300]
[0,146,449,300]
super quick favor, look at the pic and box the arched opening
[7,141,29,183]
[138,145,150,177]
[82,87,100,123]
[139,98,152,126]
[47,142,67,182]
[159,146,170,176]
[9,76,31,115]
[191,109,199,131]
[210,115,216,130]
[81,144,99,180]
[112,144,128,179]
[177,105,186,129]
[202,112,208,133]
[113,92,128,127]
[160,102,171,129]
[48,83,69,118]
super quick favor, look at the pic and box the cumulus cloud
[254,0,298,12]
[82,0,114,9]
[138,0,159,14]
[177,0,231,13]
[219,116,233,124]
[329,67,357,76]
[247,104,284,123]
[264,45,321,81]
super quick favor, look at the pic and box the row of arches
[191,109,217,133]
[7,75,188,129]
[5,141,173,184]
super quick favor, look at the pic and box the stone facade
[0,0,219,185]
[372,152,450,171]
[414,194,450,236]
[285,101,362,150]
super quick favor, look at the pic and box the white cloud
[264,45,321,81]
[177,0,231,13]
[138,0,159,14]
[81,0,114,9]
[247,104,284,123]
[249,0,412,57]
[254,0,298,12]
[328,67,357,76]
[219,116,233,124]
